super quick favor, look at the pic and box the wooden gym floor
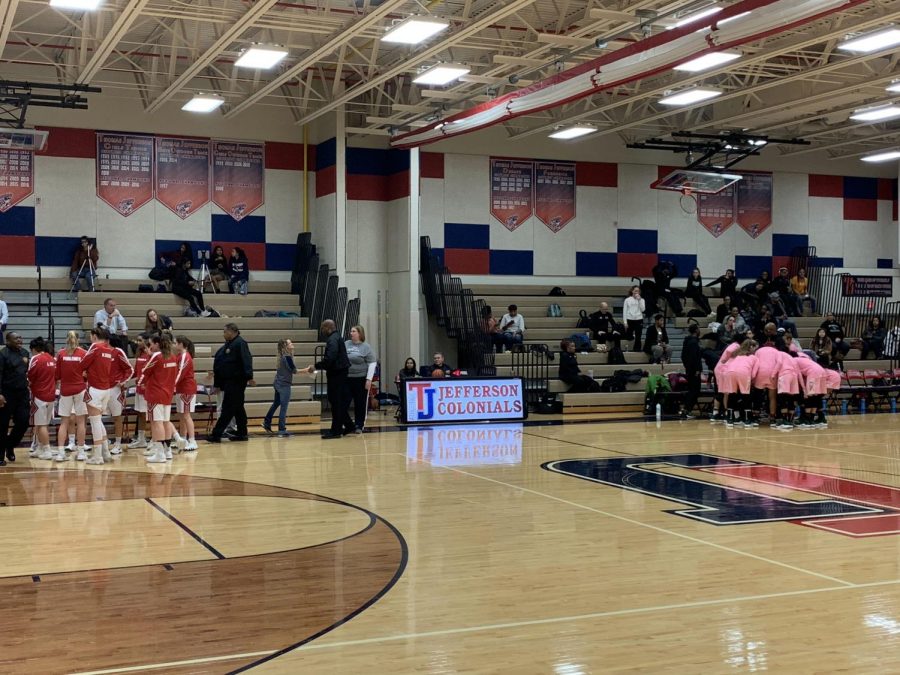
[3,413,900,674]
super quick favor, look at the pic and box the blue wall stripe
[36,236,83,267]
[211,214,266,243]
[265,243,296,272]
[347,147,410,175]
[490,249,533,275]
[734,255,773,280]
[617,229,657,254]
[315,138,336,171]
[812,256,844,268]
[659,253,697,276]
[772,234,809,257]
[444,222,489,250]
[877,258,893,269]
[844,176,878,200]
[0,206,36,236]
[576,252,617,276]
[430,247,444,269]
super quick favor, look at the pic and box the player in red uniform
[140,333,180,463]
[174,336,198,452]
[27,337,57,460]
[54,331,88,461]
[81,326,132,465]
[106,335,134,455]
[127,337,152,450]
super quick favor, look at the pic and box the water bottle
[822,399,827,411]
[656,403,662,420]
[795,404,802,418]
[842,399,849,415]
[860,398,867,414]
[892,398,897,414]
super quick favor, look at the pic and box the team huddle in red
[26,325,198,465]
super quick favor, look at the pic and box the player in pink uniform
[772,350,802,431]
[27,338,57,460]
[753,343,782,423]
[792,353,828,429]
[711,338,743,423]
[722,340,759,428]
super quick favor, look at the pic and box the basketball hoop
[680,187,698,215]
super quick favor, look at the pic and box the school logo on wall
[544,454,900,538]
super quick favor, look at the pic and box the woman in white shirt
[622,286,645,351]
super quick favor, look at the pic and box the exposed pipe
[302,124,309,233]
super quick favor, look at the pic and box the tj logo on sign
[406,382,436,420]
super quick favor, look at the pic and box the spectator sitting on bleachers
[558,339,601,393]
[715,296,732,323]
[861,316,885,360]
[144,308,174,334]
[395,358,419,390]
[727,306,748,335]
[423,352,452,377]
[229,247,250,295]
[622,286,645,352]
[684,268,712,316]
[705,268,738,300]
[589,302,622,347]
[791,268,817,316]
[756,270,772,293]
[718,316,741,344]
[644,314,672,364]
[481,305,512,353]
[499,304,525,351]
[772,266,801,316]
[652,260,684,317]
[766,292,798,338]
[810,328,832,368]
[172,258,207,317]
[739,281,767,314]
[159,242,193,269]
[94,298,128,337]
[820,312,851,366]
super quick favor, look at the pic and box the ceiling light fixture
[849,104,900,122]
[549,125,597,140]
[718,11,751,26]
[658,87,723,106]
[234,45,289,69]
[886,81,900,94]
[839,27,900,53]
[861,150,900,163]
[413,63,470,86]
[182,94,225,113]
[49,0,102,9]
[382,17,449,44]
[674,50,741,72]
[668,6,722,30]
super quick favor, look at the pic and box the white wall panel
[772,172,809,234]
[574,186,617,252]
[387,197,410,273]
[443,154,488,224]
[533,218,575,275]
[696,225,738,276]
[489,214,534,251]
[616,164,658,230]
[843,221,882,268]
[95,201,156,268]
[264,169,302,243]
[352,200,388,273]
[807,197,844,259]
[313,193,337,269]
[34,156,97,237]
[153,201,212,241]
[657,191,698,254]
[419,178,445,245]
[344,198,359,271]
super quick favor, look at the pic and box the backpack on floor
[600,372,628,392]
[567,333,592,352]
[607,344,626,365]
[576,309,591,329]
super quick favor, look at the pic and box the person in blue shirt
[262,339,297,437]
[228,247,250,295]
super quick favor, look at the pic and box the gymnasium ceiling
[2,0,900,161]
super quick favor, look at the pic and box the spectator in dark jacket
[589,302,622,347]
[0,331,29,464]
[772,266,801,316]
[684,268,712,315]
[820,312,851,365]
[208,323,254,443]
[644,314,672,364]
[861,316,886,360]
[715,296,732,323]
[228,247,250,295]
[705,269,738,300]
[652,260,683,316]
[304,319,350,439]
[558,339,600,393]
[680,324,703,418]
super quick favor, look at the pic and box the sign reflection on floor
[406,424,523,468]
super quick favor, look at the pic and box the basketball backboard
[651,169,742,194]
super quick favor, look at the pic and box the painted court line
[766,437,900,462]
[70,650,274,675]
[410,456,854,587]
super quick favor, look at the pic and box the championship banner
[490,158,533,231]
[96,133,154,216]
[155,137,210,219]
[841,275,892,297]
[212,140,264,220]
[697,186,735,238]
[736,171,773,238]
[0,147,33,212]
[535,161,576,233]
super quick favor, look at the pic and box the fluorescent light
[862,150,900,163]
[182,94,225,113]
[850,105,900,122]
[668,6,722,29]
[839,27,900,53]
[549,125,596,140]
[49,0,102,9]
[413,63,470,86]
[234,46,288,69]
[886,81,900,93]
[674,51,741,72]
[659,87,722,106]
[718,11,751,25]
[382,17,449,44]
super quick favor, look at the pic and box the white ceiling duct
[391,0,867,148]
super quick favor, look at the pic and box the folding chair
[194,384,218,435]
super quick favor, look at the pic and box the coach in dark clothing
[558,339,600,393]
[307,319,350,439]
[0,332,30,464]
[680,324,703,418]
[208,323,254,443]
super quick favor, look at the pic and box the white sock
[172,431,183,442]
[68,434,75,446]
[137,431,146,441]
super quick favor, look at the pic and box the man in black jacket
[305,319,350,439]
[652,260,683,316]
[0,332,30,464]
[588,302,622,347]
[680,324,702,419]
[820,312,851,365]
[643,314,672,364]
[208,323,254,443]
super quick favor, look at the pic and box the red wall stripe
[420,152,445,179]
[576,161,618,188]
[877,178,895,201]
[617,252,657,278]
[316,165,336,197]
[808,174,843,198]
[386,170,410,200]
[347,174,386,201]
[265,141,311,171]
[843,198,878,222]
[444,248,489,275]
[212,241,266,272]
[36,127,95,158]
[0,235,35,265]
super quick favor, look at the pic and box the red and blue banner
[535,161,576,232]
[96,133,154,216]
[0,148,33,213]
[490,158,533,232]
[736,171,773,238]
[697,185,735,238]
[212,140,264,221]
[155,137,210,219]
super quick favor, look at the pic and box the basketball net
[680,187,698,215]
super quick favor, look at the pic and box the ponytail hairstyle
[151,333,173,358]
[29,337,48,353]
[176,335,195,358]
[737,339,758,356]
[90,325,110,342]
[65,330,80,355]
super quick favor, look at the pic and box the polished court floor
[4,413,900,673]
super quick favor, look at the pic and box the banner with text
[0,148,33,212]
[736,172,773,238]
[841,275,893,297]
[96,133,154,216]
[535,161,576,232]
[403,378,527,424]
[697,185,735,238]
[490,158,533,232]
[212,141,264,220]
[155,137,210,219]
